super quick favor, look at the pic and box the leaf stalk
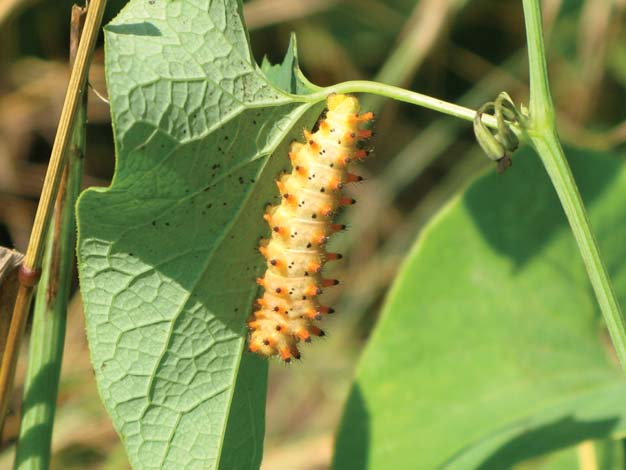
[306,80,500,130]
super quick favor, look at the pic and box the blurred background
[1,0,626,468]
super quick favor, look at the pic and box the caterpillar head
[327,93,360,115]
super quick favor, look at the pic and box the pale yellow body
[248,94,373,361]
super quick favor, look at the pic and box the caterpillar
[247,94,374,362]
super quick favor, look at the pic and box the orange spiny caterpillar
[247,94,374,362]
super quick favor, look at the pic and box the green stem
[522,0,555,128]
[306,80,498,129]
[522,0,626,372]
[14,9,87,462]
[14,106,85,470]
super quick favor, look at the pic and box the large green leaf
[76,0,323,468]
[333,147,626,469]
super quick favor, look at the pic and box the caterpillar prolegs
[247,94,374,362]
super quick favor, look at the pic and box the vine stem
[522,0,626,372]
[306,80,499,130]
[522,0,555,129]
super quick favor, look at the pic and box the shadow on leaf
[332,384,370,470]
[476,415,620,469]
[106,22,162,36]
[464,146,618,268]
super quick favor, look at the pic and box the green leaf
[76,1,323,468]
[260,33,319,95]
[333,147,626,469]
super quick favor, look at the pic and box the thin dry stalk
[0,0,107,431]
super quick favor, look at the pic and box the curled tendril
[474,92,525,174]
